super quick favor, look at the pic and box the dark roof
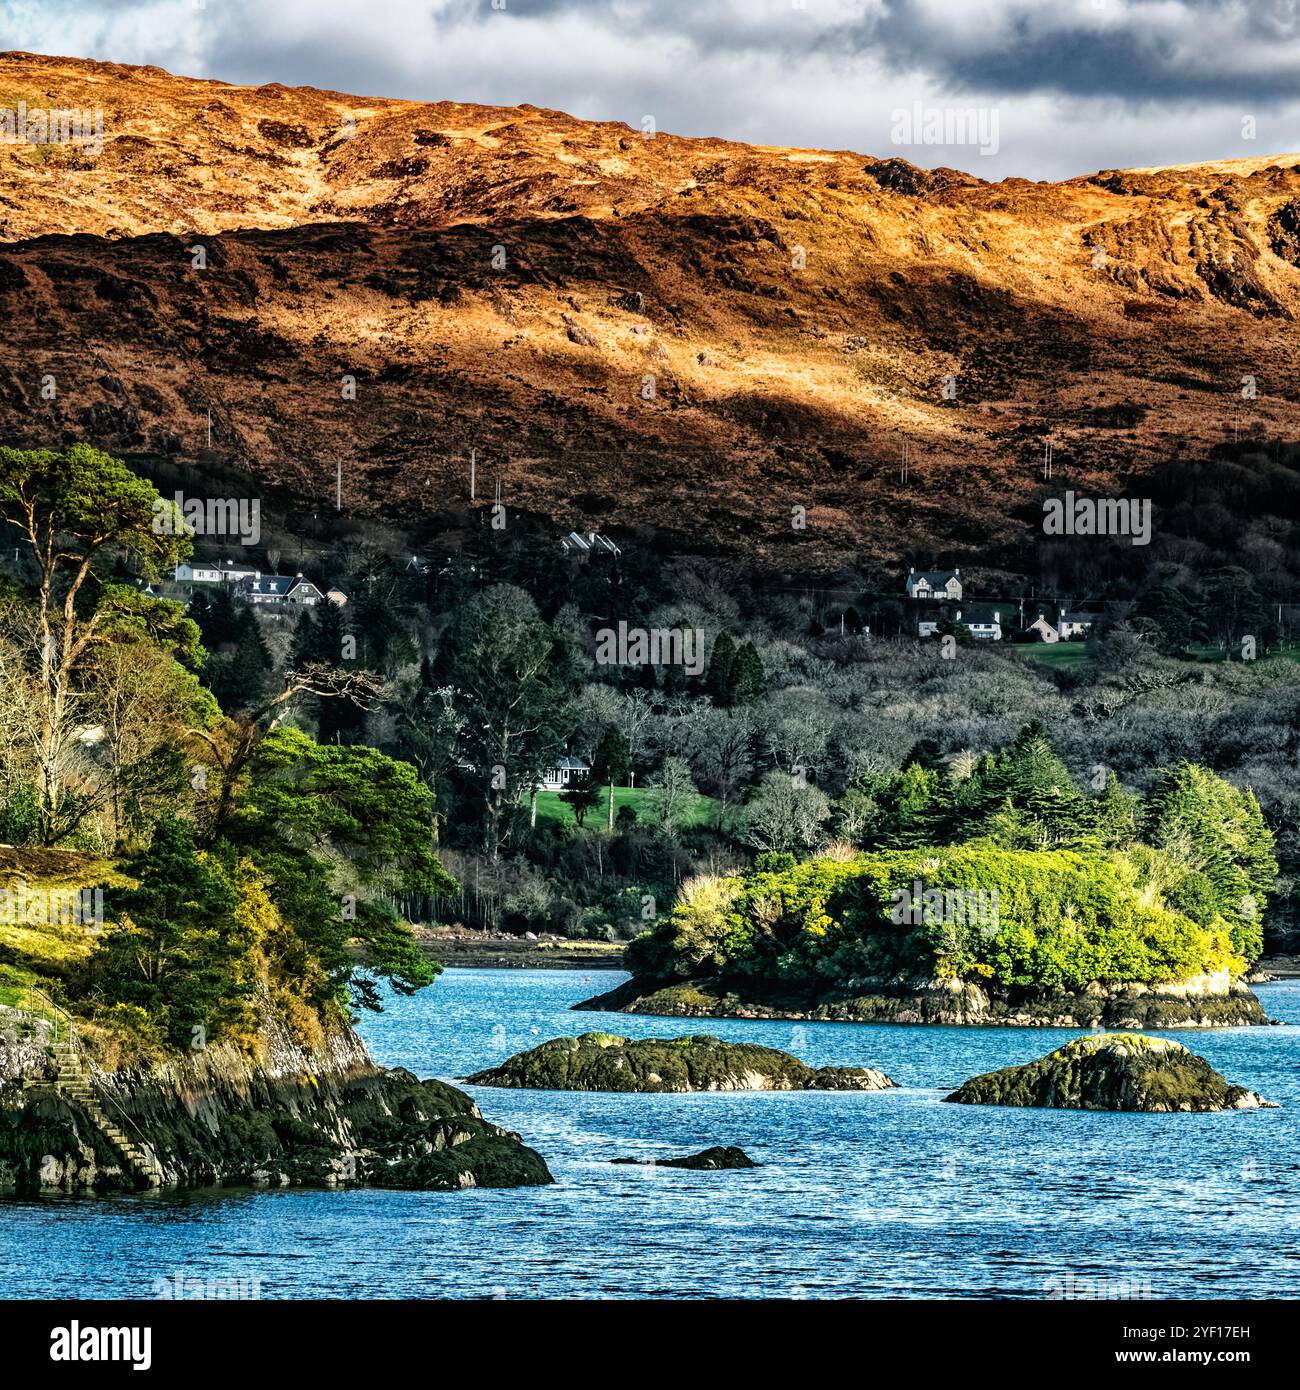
[238,574,321,598]
[957,603,1003,625]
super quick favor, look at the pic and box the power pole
[470,447,477,502]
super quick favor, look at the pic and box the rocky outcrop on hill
[944,1033,1278,1112]
[0,1011,551,1194]
[465,1031,896,1093]
[576,972,1271,1029]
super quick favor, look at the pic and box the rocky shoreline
[0,1010,551,1195]
[576,972,1273,1029]
[412,926,627,971]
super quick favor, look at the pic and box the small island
[944,1034,1278,1112]
[578,730,1276,1030]
[612,1146,757,1169]
[465,1032,897,1092]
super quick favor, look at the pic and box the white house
[906,567,962,601]
[917,605,1001,640]
[957,604,1002,640]
[1029,607,1099,642]
[561,532,620,557]
[237,573,325,607]
[172,559,260,585]
[1059,609,1099,639]
[540,755,590,791]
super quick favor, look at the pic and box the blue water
[3,968,1298,1299]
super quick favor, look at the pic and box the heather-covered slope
[1,52,1299,566]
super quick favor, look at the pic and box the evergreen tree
[706,633,737,707]
[98,818,250,1047]
[730,641,766,705]
[560,771,600,828]
[1089,771,1139,849]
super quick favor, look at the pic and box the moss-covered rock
[944,1033,1278,1112]
[465,1031,896,1093]
[611,1146,757,1169]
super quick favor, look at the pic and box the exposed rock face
[576,974,1271,1029]
[0,1017,552,1194]
[943,1033,1278,1112]
[465,1031,896,1093]
[2,51,1300,569]
[611,1146,757,1169]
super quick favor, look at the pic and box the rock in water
[611,1146,758,1169]
[944,1033,1278,1113]
[465,1032,896,1093]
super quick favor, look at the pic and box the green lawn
[1185,642,1300,665]
[529,786,726,829]
[1013,641,1093,670]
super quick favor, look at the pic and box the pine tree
[731,641,766,705]
[706,633,737,706]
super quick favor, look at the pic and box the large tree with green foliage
[97,818,251,1047]
[228,726,453,1008]
[0,445,197,842]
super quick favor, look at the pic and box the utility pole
[335,459,342,512]
[470,447,477,502]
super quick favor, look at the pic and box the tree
[1143,762,1277,959]
[644,756,698,838]
[590,724,631,832]
[560,771,600,828]
[0,445,193,840]
[228,726,454,1007]
[443,584,569,860]
[85,637,218,848]
[97,818,250,1047]
[705,633,737,707]
[742,772,831,856]
[730,641,766,705]
[689,706,756,828]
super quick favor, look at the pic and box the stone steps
[24,1042,163,1187]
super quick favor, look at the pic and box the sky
[4,0,1299,179]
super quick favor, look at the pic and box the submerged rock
[465,1032,896,1093]
[611,1146,757,1169]
[944,1033,1278,1113]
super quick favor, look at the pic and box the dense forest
[0,440,1297,1061]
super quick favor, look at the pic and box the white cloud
[4,0,1298,179]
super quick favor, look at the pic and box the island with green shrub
[578,728,1276,1028]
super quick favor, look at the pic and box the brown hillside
[0,51,1298,568]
